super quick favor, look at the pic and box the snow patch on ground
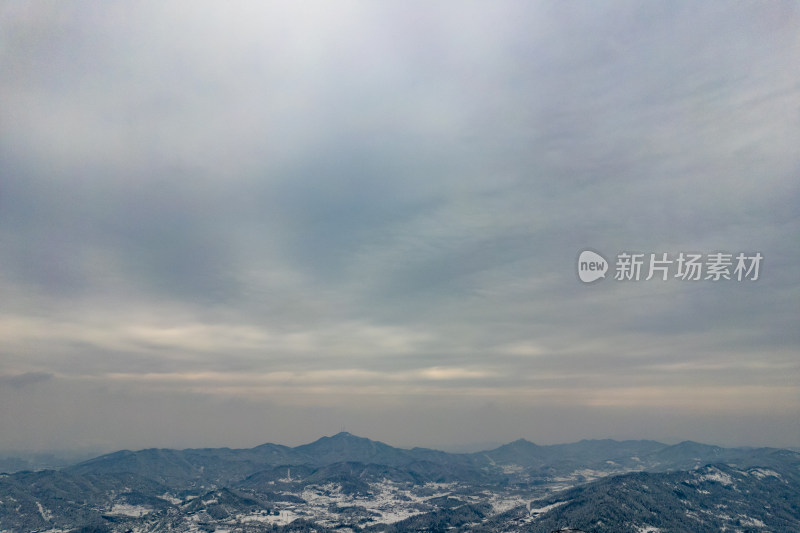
[36,501,52,521]
[160,492,182,504]
[739,516,766,527]
[696,467,733,486]
[240,510,298,525]
[529,500,568,515]
[291,480,463,526]
[501,463,524,474]
[486,493,528,513]
[107,503,152,517]
[750,468,780,479]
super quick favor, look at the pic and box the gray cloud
[0,372,53,388]
[0,1,798,452]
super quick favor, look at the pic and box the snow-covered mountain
[1,433,797,532]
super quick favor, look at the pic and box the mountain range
[1,432,798,532]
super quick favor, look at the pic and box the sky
[1,1,799,454]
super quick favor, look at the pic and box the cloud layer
[1,1,798,452]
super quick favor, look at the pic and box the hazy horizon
[2,430,794,463]
[1,1,798,454]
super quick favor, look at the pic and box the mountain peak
[310,432,373,446]
[296,432,382,452]
[293,433,414,466]
[670,440,722,451]
[494,438,539,451]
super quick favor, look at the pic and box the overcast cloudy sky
[1,1,798,454]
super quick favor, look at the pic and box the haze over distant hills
[1,432,798,532]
